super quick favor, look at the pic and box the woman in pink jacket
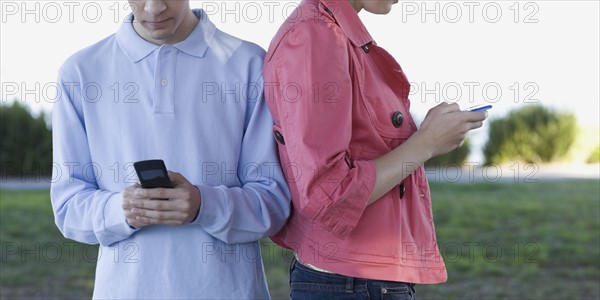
[263,0,488,298]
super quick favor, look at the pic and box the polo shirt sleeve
[50,68,138,247]
[265,19,376,239]
[193,73,292,244]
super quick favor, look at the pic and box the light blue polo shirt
[51,9,290,299]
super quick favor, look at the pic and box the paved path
[0,178,54,190]
[424,163,599,184]
[1,164,598,190]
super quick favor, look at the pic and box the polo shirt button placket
[154,45,176,114]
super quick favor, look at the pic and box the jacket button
[392,111,404,128]
[361,44,370,53]
[273,130,285,145]
[399,184,406,199]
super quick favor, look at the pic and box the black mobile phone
[133,159,174,188]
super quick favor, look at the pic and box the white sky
[1,0,599,161]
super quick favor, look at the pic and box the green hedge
[484,105,576,165]
[587,147,600,164]
[0,102,52,177]
[426,139,471,167]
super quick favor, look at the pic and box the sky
[1,0,599,162]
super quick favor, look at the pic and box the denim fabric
[289,259,417,300]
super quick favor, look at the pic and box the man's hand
[122,172,201,228]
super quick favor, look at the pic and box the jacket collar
[116,9,215,62]
[320,0,374,47]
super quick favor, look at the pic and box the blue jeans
[289,258,417,300]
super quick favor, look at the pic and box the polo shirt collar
[321,0,374,47]
[116,9,215,62]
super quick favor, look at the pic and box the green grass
[420,181,600,299]
[0,190,96,299]
[1,181,599,299]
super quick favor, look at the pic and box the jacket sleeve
[50,70,138,247]
[265,20,376,239]
[193,75,292,244]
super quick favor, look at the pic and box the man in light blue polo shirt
[50,0,290,298]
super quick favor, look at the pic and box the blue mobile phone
[468,104,493,112]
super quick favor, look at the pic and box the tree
[484,104,576,165]
[0,101,52,178]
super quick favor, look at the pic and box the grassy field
[1,180,599,299]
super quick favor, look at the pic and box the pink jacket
[263,0,447,284]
